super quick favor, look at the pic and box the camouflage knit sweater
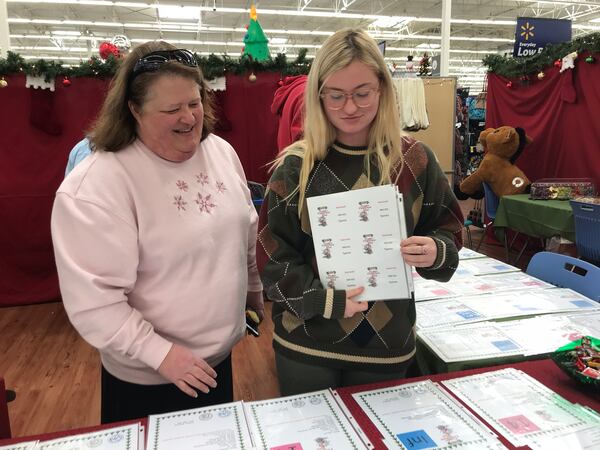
[257,137,464,372]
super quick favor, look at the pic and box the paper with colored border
[146,401,252,449]
[351,380,503,449]
[244,390,369,449]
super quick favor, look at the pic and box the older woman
[51,41,263,422]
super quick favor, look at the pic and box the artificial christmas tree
[243,5,270,62]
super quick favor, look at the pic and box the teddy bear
[459,126,532,198]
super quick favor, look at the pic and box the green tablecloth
[494,194,576,242]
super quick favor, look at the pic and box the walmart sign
[513,17,571,57]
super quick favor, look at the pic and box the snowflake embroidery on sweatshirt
[216,181,227,194]
[175,180,189,192]
[173,195,187,211]
[195,173,209,186]
[195,192,216,213]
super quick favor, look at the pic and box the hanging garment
[393,78,430,131]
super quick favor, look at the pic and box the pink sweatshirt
[51,134,263,385]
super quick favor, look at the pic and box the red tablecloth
[2,359,598,448]
[336,359,600,450]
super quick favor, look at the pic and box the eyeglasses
[320,87,380,110]
[130,49,198,81]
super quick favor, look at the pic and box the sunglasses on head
[130,49,198,82]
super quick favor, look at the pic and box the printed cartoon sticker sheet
[307,185,412,301]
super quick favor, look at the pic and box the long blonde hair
[274,28,404,215]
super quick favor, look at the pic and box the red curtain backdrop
[0,72,279,306]
[486,54,600,190]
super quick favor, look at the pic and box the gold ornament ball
[537,72,545,80]
[0,78,7,88]
[248,73,257,83]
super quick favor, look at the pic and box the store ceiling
[5,0,600,92]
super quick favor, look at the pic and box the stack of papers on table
[351,380,504,449]
[496,312,600,356]
[418,322,524,363]
[443,368,600,448]
[416,288,600,329]
[418,311,600,362]
[414,271,553,302]
[454,257,520,277]
[306,185,413,302]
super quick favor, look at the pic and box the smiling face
[130,74,203,162]
[321,60,380,147]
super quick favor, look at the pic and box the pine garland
[483,32,600,78]
[0,49,311,82]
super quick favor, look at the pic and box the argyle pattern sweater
[257,137,464,372]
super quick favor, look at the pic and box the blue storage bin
[570,198,600,263]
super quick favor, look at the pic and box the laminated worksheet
[351,380,503,449]
[443,272,552,297]
[454,257,520,277]
[36,424,139,450]
[0,442,38,450]
[528,424,600,450]
[443,369,600,447]
[416,288,600,330]
[412,273,459,302]
[306,185,413,301]
[496,314,596,356]
[244,390,371,450]
[418,322,524,362]
[458,247,487,260]
[147,401,252,449]
[569,311,600,336]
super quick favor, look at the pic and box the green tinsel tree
[243,5,270,62]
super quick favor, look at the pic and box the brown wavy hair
[89,41,216,152]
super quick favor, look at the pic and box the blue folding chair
[526,251,600,302]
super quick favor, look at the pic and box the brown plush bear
[460,126,532,197]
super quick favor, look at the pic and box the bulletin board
[407,77,457,183]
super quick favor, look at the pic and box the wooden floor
[0,198,537,438]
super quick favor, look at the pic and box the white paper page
[146,401,252,450]
[418,323,524,362]
[568,311,600,336]
[244,390,368,450]
[416,297,489,329]
[455,258,520,277]
[416,288,600,330]
[497,314,595,356]
[306,185,412,301]
[351,380,502,449]
[446,272,552,297]
[458,248,487,260]
[413,273,459,302]
[0,442,38,450]
[37,424,139,450]
[443,369,600,447]
[529,424,600,450]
